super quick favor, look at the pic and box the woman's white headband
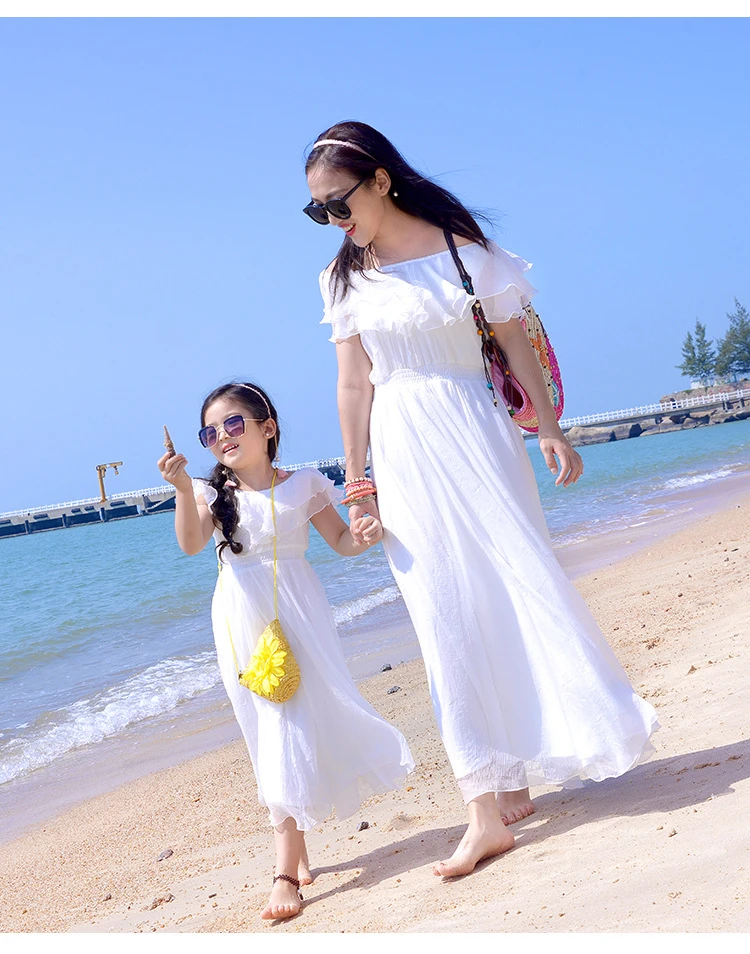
[312,139,375,159]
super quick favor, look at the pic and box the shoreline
[3,468,750,849]
[1,489,749,931]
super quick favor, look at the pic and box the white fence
[558,388,750,430]
[0,485,173,520]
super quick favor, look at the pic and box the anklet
[273,873,303,900]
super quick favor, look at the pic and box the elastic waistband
[220,550,305,569]
[374,365,485,387]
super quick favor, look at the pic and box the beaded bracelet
[343,489,378,504]
[344,476,370,486]
[344,484,377,496]
[343,494,377,508]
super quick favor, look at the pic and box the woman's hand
[348,499,382,544]
[157,452,193,493]
[537,428,584,487]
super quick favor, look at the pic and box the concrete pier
[0,488,176,539]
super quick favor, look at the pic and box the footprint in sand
[384,813,418,831]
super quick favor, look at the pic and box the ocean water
[1,418,749,825]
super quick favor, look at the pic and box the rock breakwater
[566,403,750,446]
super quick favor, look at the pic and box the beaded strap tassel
[446,232,513,414]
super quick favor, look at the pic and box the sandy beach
[2,494,749,934]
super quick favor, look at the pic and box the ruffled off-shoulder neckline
[192,468,342,557]
[319,240,536,343]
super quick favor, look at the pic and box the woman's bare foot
[433,793,515,878]
[298,840,313,886]
[496,788,535,825]
[260,875,302,921]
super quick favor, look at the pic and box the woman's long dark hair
[199,382,280,561]
[305,120,490,302]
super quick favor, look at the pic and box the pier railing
[0,486,173,520]
[558,387,750,430]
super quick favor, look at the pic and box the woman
[303,121,657,878]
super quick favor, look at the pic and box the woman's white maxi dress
[194,468,414,830]
[320,243,657,803]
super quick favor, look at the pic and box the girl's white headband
[238,384,271,418]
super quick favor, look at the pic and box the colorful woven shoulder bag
[444,230,564,433]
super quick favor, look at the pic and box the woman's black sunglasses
[303,176,369,225]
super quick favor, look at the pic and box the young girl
[157,381,414,921]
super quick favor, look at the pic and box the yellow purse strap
[270,467,279,620]
[219,468,279,678]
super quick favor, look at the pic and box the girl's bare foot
[298,840,313,886]
[433,793,515,878]
[263,818,305,920]
[496,787,535,825]
[260,875,302,921]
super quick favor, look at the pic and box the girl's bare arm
[157,452,215,554]
[310,504,382,556]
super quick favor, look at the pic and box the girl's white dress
[194,468,414,830]
[320,242,658,803]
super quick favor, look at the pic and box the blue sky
[1,17,748,511]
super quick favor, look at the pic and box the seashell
[163,425,175,457]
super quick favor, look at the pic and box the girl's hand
[353,513,383,547]
[347,499,381,545]
[158,451,193,492]
[537,429,584,487]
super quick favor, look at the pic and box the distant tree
[715,299,750,380]
[692,321,716,384]
[676,329,696,379]
[677,320,715,384]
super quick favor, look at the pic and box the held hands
[157,451,193,493]
[353,513,384,547]
[538,427,584,487]
[348,500,383,547]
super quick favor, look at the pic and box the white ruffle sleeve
[470,244,537,323]
[319,241,536,342]
[192,478,218,509]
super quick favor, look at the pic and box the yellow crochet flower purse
[219,469,300,704]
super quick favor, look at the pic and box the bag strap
[219,467,279,677]
[443,230,475,296]
[443,229,509,407]
[270,467,279,621]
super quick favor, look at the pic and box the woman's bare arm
[335,335,381,537]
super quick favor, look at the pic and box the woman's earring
[392,190,399,197]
